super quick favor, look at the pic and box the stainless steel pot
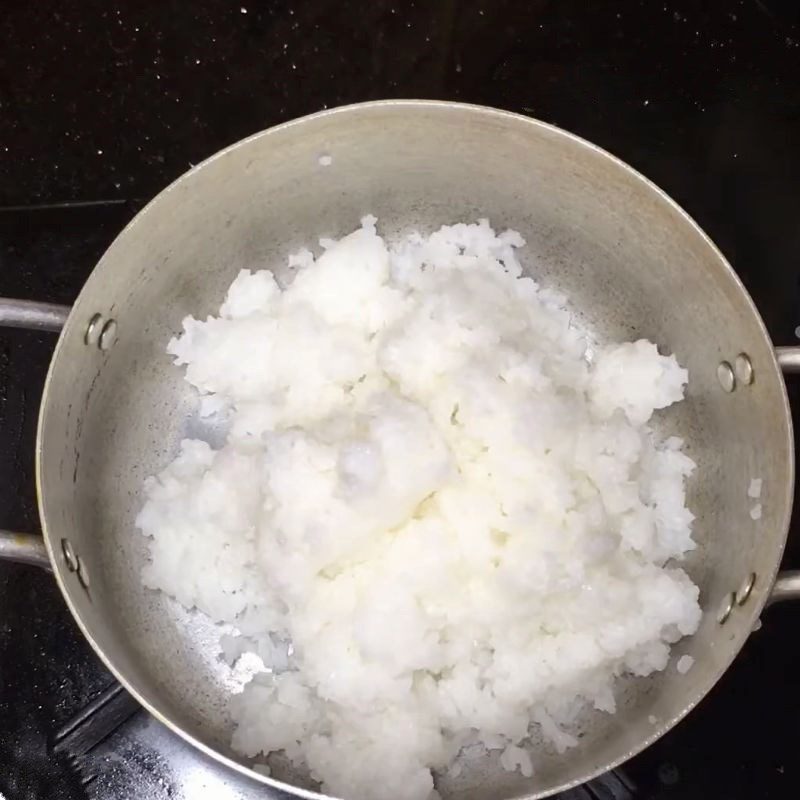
[2,100,800,800]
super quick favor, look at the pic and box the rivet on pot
[717,361,736,392]
[99,319,118,351]
[61,538,78,572]
[76,555,90,590]
[84,313,104,346]
[717,592,736,624]
[734,353,754,386]
[736,572,756,605]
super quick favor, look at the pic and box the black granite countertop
[2,2,800,799]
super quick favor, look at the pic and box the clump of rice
[748,478,762,499]
[676,655,695,674]
[748,478,763,520]
[136,218,701,800]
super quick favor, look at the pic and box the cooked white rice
[136,218,701,800]
[676,655,694,674]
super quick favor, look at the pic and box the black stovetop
[2,2,800,799]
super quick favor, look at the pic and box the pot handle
[776,346,800,374]
[769,572,800,605]
[769,346,800,604]
[0,298,71,332]
[0,299,70,571]
[0,531,52,570]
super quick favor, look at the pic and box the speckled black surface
[1,1,800,799]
